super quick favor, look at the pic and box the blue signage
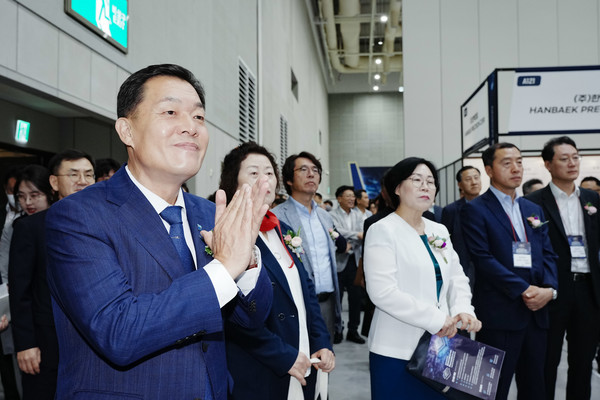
[517,76,541,86]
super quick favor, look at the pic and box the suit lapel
[518,199,535,242]
[580,190,594,243]
[541,186,568,241]
[481,190,514,238]
[256,229,294,301]
[184,195,215,269]
[107,169,185,281]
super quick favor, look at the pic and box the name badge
[513,241,532,268]
[568,235,586,259]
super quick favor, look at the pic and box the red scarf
[260,211,294,268]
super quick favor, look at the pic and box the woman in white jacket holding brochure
[364,157,481,400]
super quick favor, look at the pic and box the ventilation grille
[239,60,257,143]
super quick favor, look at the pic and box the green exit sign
[65,0,128,53]
[15,120,30,144]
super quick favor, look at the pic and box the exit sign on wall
[65,0,128,53]
[15,120,30,144]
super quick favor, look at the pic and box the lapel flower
[328,228,340,241]
[427,235,448,263]
[284,228,304,261]
[527,214,548,229]
[198,225,214,257]
[584,202,597,216]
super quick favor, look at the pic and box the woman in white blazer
[364,157,481,400]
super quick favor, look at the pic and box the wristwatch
[551,288,558,300]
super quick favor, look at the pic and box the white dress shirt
[549,182,590,273]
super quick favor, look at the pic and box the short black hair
[281,151,322,195]
[95,158,120,179]
[522,178,543,195]
[324,200,333,207]
[117,64,205,118]
[482,143,520,167]
[384,157,439,209]
[48,149,95,176]
[315,192,323,199]
[219,141,279,204]
[581,176,600,186]
[541,136,577,162]
[2,165,23,188]
[355,189,367,198]
[14,164,54,205]
[335,185,354,198]
[456,166,480,183]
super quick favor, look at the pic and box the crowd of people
[0,63,599,400]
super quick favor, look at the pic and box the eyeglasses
[556,155,581,164]
[55,172,96,183]
[407,175,436,189]
[16,191,45,202]
[294,166,321,176]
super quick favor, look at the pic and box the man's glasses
[55,172,96,183]
[294,166,321,176]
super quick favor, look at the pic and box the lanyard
[505,211,528,243]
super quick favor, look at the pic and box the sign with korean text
[65,0,128,53]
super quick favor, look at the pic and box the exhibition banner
[461,80,490,155]
[507,69,600,134]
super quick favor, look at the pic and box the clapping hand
[201,177,270,278]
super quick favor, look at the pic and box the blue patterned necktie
[160,206,195,273]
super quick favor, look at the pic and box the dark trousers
[0,334,20,400]
[337,255,362,333]
[545,278,600,400]
[477,317,547,400]
[21,325,58,400]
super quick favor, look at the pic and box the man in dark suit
[525,136,600,400]
[441,165,481,286]
[9,149,95,400]
[461,142,558,400]
[45,64,272,400]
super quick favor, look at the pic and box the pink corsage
[427,235,448,263]
[328,228,340,241]
[584,202,597,216]
[284,229,304,261]
[527,215,548,228]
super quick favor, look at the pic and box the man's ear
[115,118,134,148]
[49,175,59,192]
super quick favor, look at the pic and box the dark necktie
[160,206,195,273]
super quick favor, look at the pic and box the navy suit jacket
[45,167,272,400]
[461,189,558,331]
[272,199,342,331]
[226,222,332,399]
[442,198,474,283]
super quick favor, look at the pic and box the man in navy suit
[461,143,558,400]
[526,136,600,400]
[441,165,481,287]
[45,64,272,400]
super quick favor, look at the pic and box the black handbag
[406,331,481,400]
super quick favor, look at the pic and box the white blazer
[364,212,475,360]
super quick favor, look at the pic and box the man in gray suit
[330,185,366,344]
[272,152,342,343]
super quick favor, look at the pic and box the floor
[329,305,600,399]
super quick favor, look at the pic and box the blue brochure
[422,334,505,399]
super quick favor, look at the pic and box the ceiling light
[373,85,380,91]
[374,74,381,80]
[378,40,383,45]
[398,86,404,92]
[380,15,388,23]
[375,58,382,65]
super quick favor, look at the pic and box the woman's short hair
[219,142,280,203]
[14,164,54,205]
[384,157,439,209]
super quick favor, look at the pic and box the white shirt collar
[125,165,186,214]
[549,181,579,199]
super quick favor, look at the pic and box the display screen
[65,0,128,53]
